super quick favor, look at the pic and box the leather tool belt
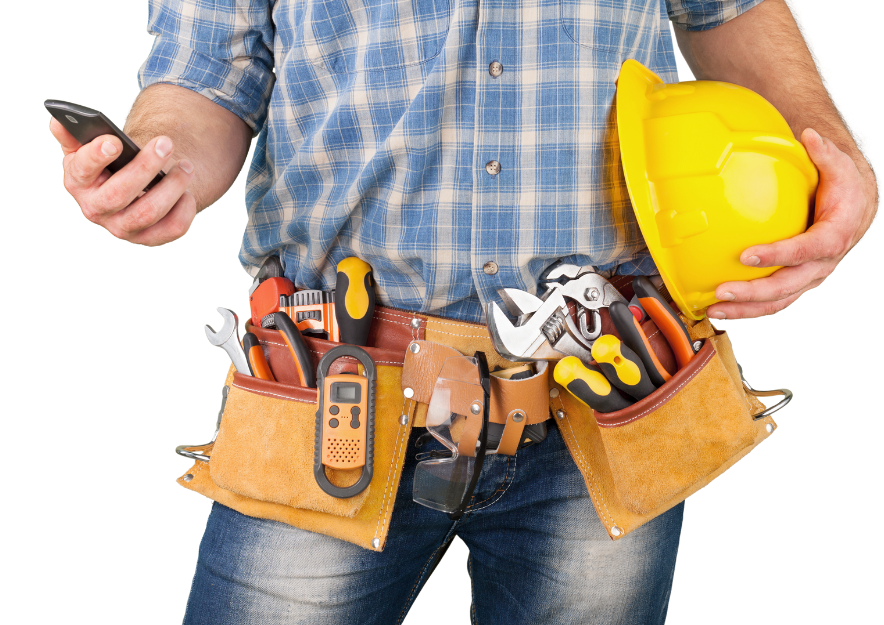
[177,285,785,551]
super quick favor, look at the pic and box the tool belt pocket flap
[592,332,758,516]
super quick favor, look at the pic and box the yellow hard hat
[616,60,818,320]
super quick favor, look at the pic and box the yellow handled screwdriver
[554,357,633,413]
[591,335,658,401]
[335,257,376,346]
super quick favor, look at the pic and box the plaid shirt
[140,0,764,322]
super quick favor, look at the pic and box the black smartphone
[44,99,165,192]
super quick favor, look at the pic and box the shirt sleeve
[666,0,767,32]
[138,0,276,134]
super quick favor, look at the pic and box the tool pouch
[551,317,789,540]
[176,310,424,552]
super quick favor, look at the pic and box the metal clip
[738,365,793,420]
[175,385,229,462]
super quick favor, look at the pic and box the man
[49,0,876,622]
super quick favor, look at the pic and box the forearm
[674,0,876,199]
[124,84,252,211]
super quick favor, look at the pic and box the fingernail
[709,311,727,319]
[156,137,173,158]
[178,159,194,174]
[101,141,118,156]
[719,292,735,301]
[742,255,761,267]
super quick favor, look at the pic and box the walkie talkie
[314,346,376,498]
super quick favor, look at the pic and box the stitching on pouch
[259,338,401,366]
[555,395,615,526]
[181,457,208,484]
[375,310,415,324]
[374,397,411,539]
[231,383,316,404]
[596,349,713,428]
[423,326,492,339]
[467,455,517,512]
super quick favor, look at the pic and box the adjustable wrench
[205,307,251,375]
[539,263,627,342]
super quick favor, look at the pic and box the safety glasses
[412,351,490,520]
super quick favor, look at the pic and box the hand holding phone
[46,99,196,246]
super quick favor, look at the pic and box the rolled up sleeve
[666,0,767,31]
[138,0,276,134]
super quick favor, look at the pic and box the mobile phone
[44,99,165,192]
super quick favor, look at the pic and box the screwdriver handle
[242,332,276,381]
[554,357,633,413]
[633,276,696,370]
[609,300,672,388]
[591,335,658,401]
[335,257,376,346]
[274,311,316,388]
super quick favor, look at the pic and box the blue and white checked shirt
[140,0,764,322]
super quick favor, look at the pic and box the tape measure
[314,345,376,498]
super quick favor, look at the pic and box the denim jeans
[184,422,683,624]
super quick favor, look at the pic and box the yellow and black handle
[242,332,275,381]
[609,300,672,388]
[633,276,696,370]
[591,335,658,401]
[554,357,633,413]
[335,257,376,346]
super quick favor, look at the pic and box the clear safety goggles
[412,352,490,519]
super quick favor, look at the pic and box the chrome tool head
[204,307,240,346]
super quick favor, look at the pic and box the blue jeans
[184,422,683,624]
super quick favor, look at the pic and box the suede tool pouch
[176,315,421,552]
[551,319,781,540]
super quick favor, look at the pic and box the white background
[2,1,880,622]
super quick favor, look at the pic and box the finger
[707,285,817,320]
[104,160,194,236]
[801,128,856,188]
[737,221,847,269]
[49,118,83,155]
[715,262,828,303]
[125,191,197,246]
[97,136,175,209]
[64,134,125,190]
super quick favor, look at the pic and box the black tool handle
[255,256,285,284]
[335,258,376,346]
[275,311,316,388]
[554,357,633,412]
[609,301,672,388]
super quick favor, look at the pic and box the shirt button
[489,61,503,78]
[485,160,501,176]
[483,261,499,275]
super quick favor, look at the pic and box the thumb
[801,128,852,187]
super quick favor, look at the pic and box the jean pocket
[305,0,451,74]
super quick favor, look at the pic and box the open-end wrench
[205,308,251,375]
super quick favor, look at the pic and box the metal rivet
[611,525,623,537]
[485,160,501,176]
[513,412,524,423]
[549,388,559,398]
[410,318,421,329]
[371,538,381,549]
[404,387,414,399]
[585,287,600,302]
[483,261,499,275]
[183,474,194,482]
[693,340,703,351]
[409,342,421,354]
[489,60,503,77]
[556,410,565,420]
[470,402,482,415]
[399,414,409,425]
[766,423,774,433]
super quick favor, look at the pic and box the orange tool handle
[633,276,696,370]
[250,277,295,327]
[242,332,275,381]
